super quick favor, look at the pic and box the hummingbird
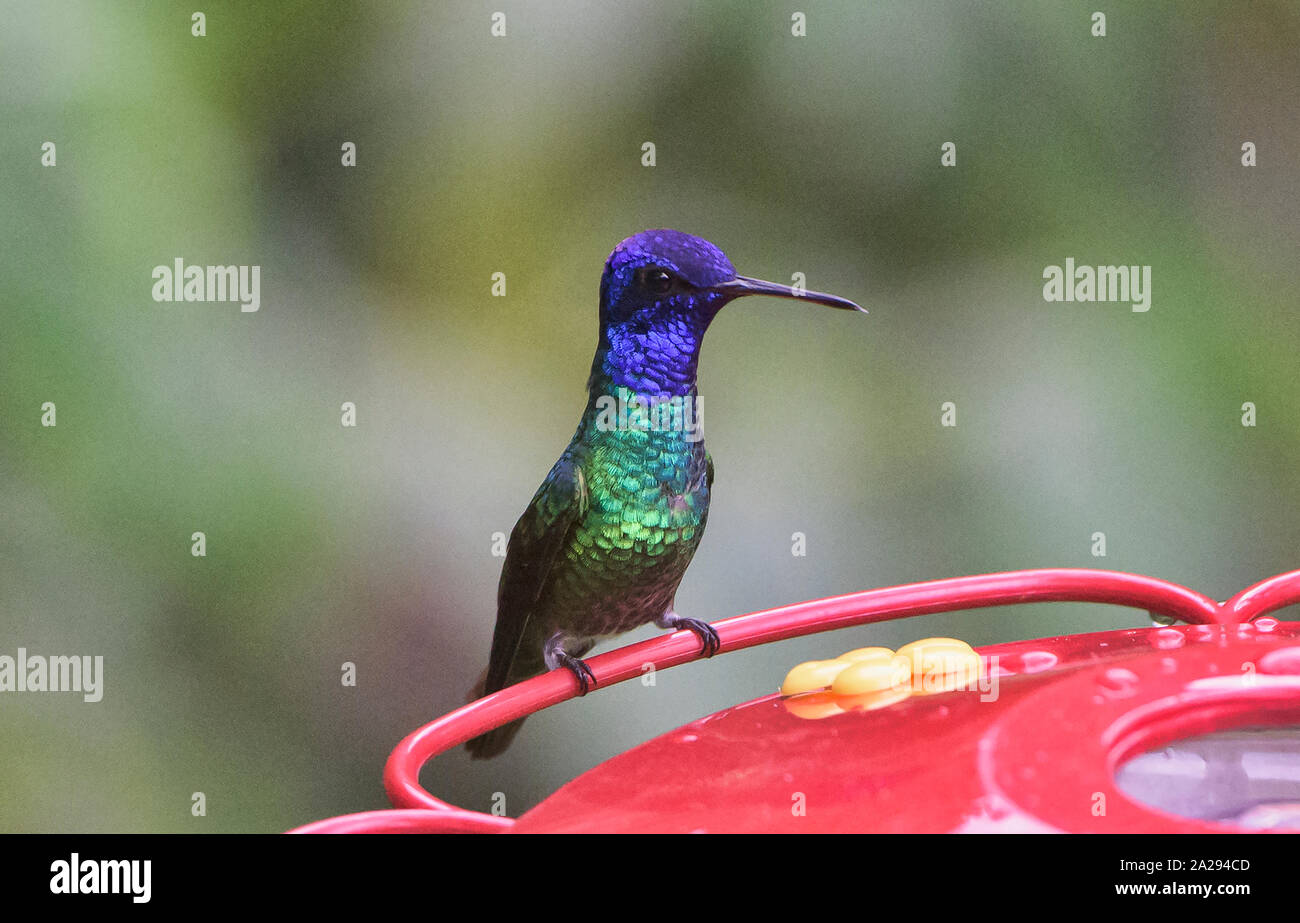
[466,229,864,758]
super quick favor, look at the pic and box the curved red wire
[286,566,1300,834]
[287,808,511,834]
[1222,569,1300,623]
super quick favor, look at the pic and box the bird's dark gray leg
[544,632,597,695]
[657,609,721,657]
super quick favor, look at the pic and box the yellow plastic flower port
[780,691,847,720]
[830,656,912,696]
[834,647,897,664]
[895,637,983,695]
[779,659,852,696]
[781,636,985,718]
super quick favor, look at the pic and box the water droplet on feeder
[1097,667,1139,698]
[1151,628,1185,650]
[1259,646,1300,675]
[1019,650,1058,673]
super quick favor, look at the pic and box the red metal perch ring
[286,567,1300,834]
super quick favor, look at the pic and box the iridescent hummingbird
[467,229,864,758]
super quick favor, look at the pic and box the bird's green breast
[540,420,711,639]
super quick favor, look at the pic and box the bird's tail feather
[465,716,528,759]
[464,665,529,759]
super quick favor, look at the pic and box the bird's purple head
[591,229,864,396]
[599,229,738,325]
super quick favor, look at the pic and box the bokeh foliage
[2,1,1297,830]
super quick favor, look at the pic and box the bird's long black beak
[712,275,866,313]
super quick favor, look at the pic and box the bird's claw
[672,617,721,658]
[557,652,597,695]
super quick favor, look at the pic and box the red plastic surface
[514,620,1300,833]
[286,567,1300,834]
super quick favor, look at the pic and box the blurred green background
[2,1,1298,831]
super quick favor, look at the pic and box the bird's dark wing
[482,455,588,695]
[693,450,713,540]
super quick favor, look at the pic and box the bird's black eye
[643,267,674,295]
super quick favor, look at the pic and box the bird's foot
[660,613,721,658]
[555,652,597,695]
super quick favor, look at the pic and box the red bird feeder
[289,568,1300,834]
